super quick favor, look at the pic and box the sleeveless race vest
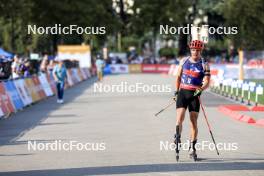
[180,57,206,91]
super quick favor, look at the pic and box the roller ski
[174,125,181,162]
[189,140,198,162]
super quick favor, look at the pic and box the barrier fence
[210,78,264,106]
[1,64,262,118]
[105,64,264,106]
[0,67,92,119]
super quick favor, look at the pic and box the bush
[159,47,177,58]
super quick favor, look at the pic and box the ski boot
[174,125,181,162]
[189,140,198,161]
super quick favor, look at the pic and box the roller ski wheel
[176,154,179,162]
[174,125,181,162]
[189,140,198,161]
[189,150,198,162]
[174,134,181,162]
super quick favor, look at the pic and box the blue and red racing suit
[176,57,210,112]
[180,57,210,91]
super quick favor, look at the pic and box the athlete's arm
[200,63,211,90]
[175,65,183,91]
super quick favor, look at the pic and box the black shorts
[176,89,200,112]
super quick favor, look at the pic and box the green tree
[130,0,190,57]
[219,0,264,50]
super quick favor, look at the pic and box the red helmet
[189,40,204,49]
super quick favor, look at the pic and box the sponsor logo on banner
[69,69,77,84]
[13,79,32,106]
[80,68,88,80]
[129,64,142,73]
[4,81,24,111]
[142,64,170,73]
[66,70,74,87]
[73,68,82,82]
[46,74,57,94]
[142,64,156,73]
[38,74,54,97]
[0,83,15,114]
[25,78,40,102]
[32,76,46,99]
[210,64,264,79]
[77,68,85,81]
[110,64,129,74]
[156,65,170,73]
[210,69,218,76]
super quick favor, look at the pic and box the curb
[218,105,263,127]
[239,115,256,123]
[256,119,264,126]
[251,106,264,111]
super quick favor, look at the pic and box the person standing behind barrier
[11,55,20,79]
[19,60,31,78]
[40,54,48,73]
[47,59,55,80]
[53,59,67,104]
[95,55,105,81]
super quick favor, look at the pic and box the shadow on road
[0,77,97,146]
[0,162,263,176]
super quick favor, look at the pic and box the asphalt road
[0,74,263,176]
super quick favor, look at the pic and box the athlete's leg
[175,90,188,135]
[188,96,200,159]
[176,107,186,134]
[174,89,188,160]
[188,95,200,141]
[189,111,198,141]
[175,107,186,159]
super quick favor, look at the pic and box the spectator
[47,59,55,79]
[40,54,48,73]
[53,59,67,104]
[11,55,20,79]
[95,56,105,81]
[0,62,5,77]
[19,60,31,77]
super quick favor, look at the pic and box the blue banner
[4,81,24,111]
[103,64,111,75]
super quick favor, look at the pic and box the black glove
[193,88,203,97]
[173,91,179,101]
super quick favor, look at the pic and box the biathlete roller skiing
[173,40,211,162]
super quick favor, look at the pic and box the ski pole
[198,96,220,155]
[155,100,175,117]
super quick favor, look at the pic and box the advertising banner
[142,64,170,73]
[109,64,129,74]
[46,75,57,94]
[3,81,24,110]
[0,82,15,114]
[129,64,142,73]
[32,76,46,100]
[38,74,53,97]
[24,78,40,102]
[13,79,32,106]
